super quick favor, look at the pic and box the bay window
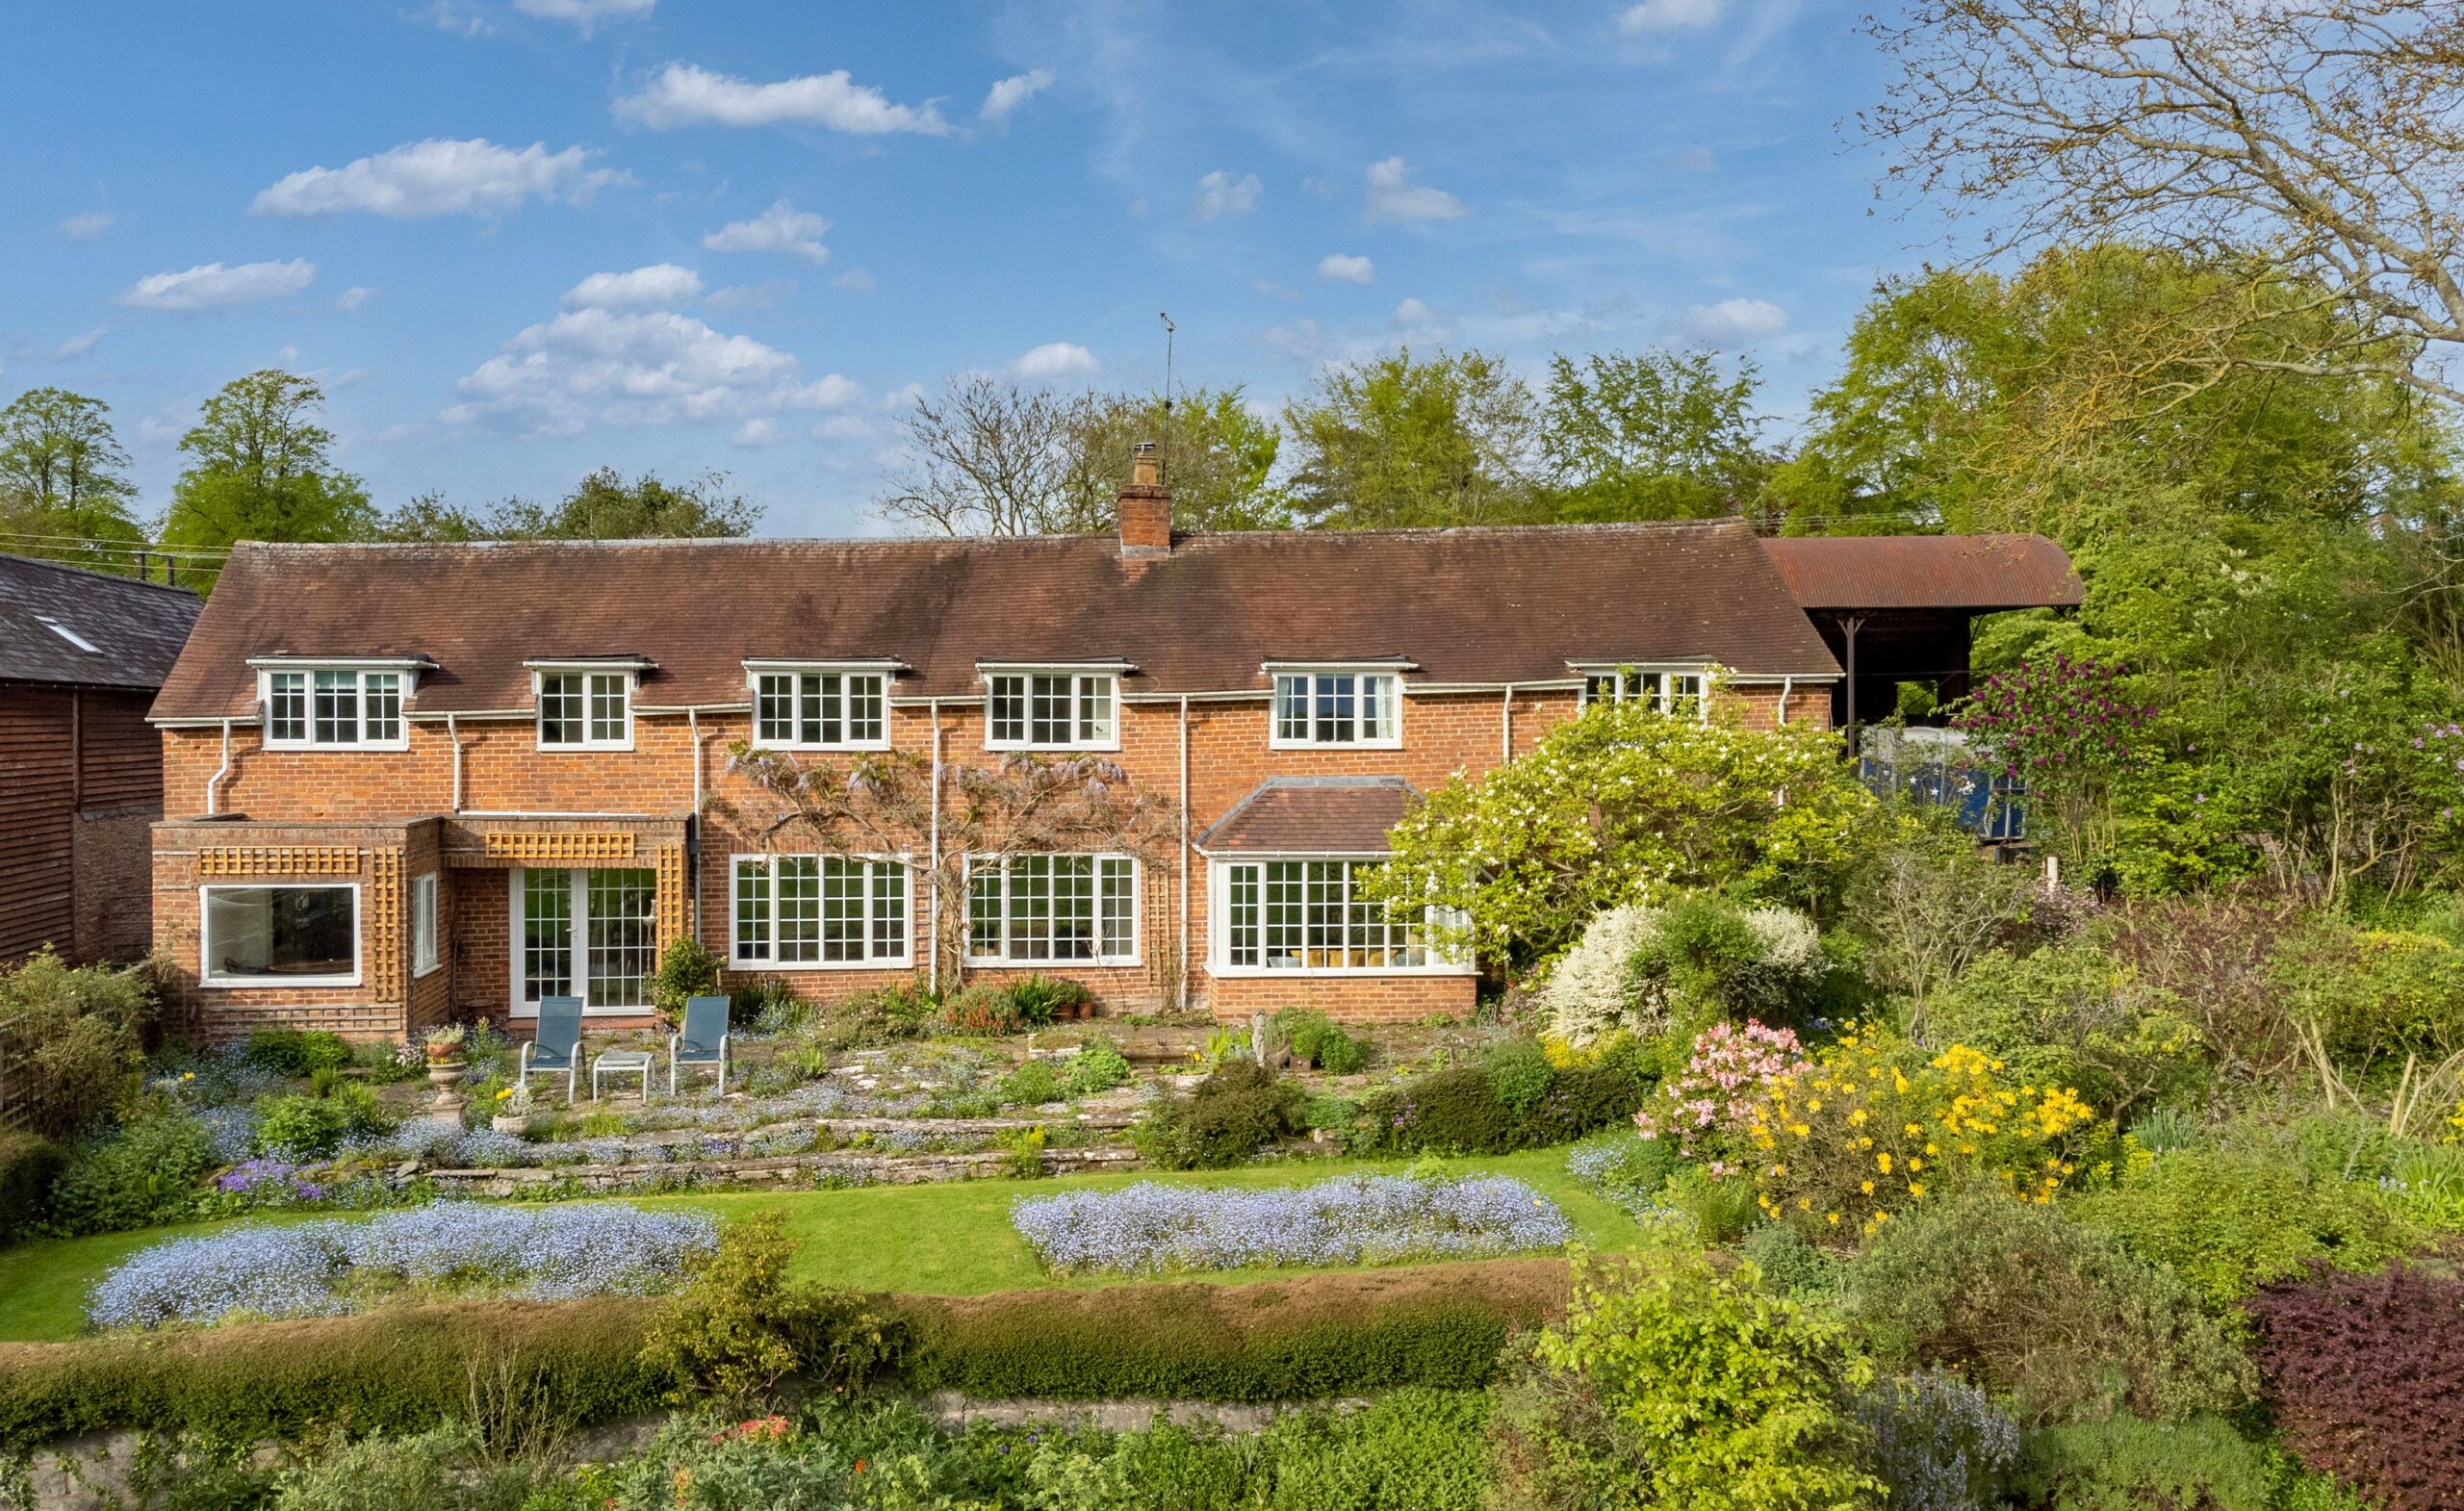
[986,671,1116,750]
[733,854,911,967]
[752,669,887,750]
[1216,858,1469,974]
[200,884,360,987]
[1271,670,1400,748]
[966,854,1138,963]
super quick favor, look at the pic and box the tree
[1367,700,1875,970]
[161,371,372,574]
[0,389,145,566]
[1862,0,2464,408]
[374,470,760,542]
[872,372,1091,536]
[1281,347,1540,529]
[1063,386,1290,531]
[1539,349,1770,521]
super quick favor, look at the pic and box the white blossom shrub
[1537,905,1668,1047]
[1541,898,1827,1047]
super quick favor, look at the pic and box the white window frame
[532,669,634,751]
[963,853,1141,966]
[730,852,914,970]
[256,666,413,751]
[198,882,364,989]
[1269,668,1404,750]
[1575,664,1711,721]
[745,665,893,752]
[1208,857,1474,978]
[982,668,1121,752]
[506,865,659,1017]
[411,872,441,978]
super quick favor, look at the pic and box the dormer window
[983,665,1121,751]
[1578,665,1707,720]
[527,660,644,751]
[1270,668,1403,749]
[747,663,892,751]
[252,659,421,750]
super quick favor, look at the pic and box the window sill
[748,740,894,755]
[962,957,1141,970]
[263,742,413,754]
[412,961,443,980]
[200,974,364,990]
[1266,738,1405,752]
[981,741,1122,755]
[1209,963,1476,980]
[731,958,914,973]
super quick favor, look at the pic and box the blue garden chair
[669,995,732,1095]
[519,995,582,1103]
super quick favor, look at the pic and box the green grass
[0,1148,1639,1342]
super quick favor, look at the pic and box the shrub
[244,1028,353,1079]
[996,1059,1066,1108]
[1510,1249,1883,1511]
[254,1083,392,1159]
[732,975,807,1034]
[0,949,153,1137]
[269,1426,466,1511]
[1853,1370,2018,1511]
[941,984,1021,1035]
[804,980,935,1049]
[1004,973,1093,1026]
[1740,1221,1846,1301]
[46,1109,217,1238]
[1537,904,1674,1048]
[0,1132,64,1246]
[1632,1018,1806,1168]
[2246,1264,2464,1511]
[1487,1338,1654,1510]
[1540,898,1829,1050]
[1062,1036,1132,1095]
[1749,1027,2096,1238]
[647,936,721,1021]
[1483,1037,1556,1116]
[1131,1061,1303,1169]
[638,1212,900,1413]
[1566,1129,1680,1219]
[1845,1191,2255,1425]
[1930,941,2210,1123]
[1276,1008,1371,1073]
[2066,1140,2410,1308]
[1359,1063,1647,1158]
[2283,924,2464,1071]
[2008,1414,2271,1511]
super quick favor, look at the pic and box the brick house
[0,553,202,964]
[144,464,1886,1038]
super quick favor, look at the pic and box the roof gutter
[205,719,236,816]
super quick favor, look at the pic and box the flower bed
[1011,1173,1574,1275]
[86,1202,718,1329]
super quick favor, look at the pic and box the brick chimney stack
[1117,440,1172,557]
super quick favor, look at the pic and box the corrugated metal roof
[0,553,201,690]
[1760,534,2084,611]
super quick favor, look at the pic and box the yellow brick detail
[482,831,636,863]
[197,846,362,877]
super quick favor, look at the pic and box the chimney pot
[1118,440,1171,556]
[1131,440,1160,488]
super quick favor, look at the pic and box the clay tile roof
[0,552,201,691]
[1759,534,2084,612]
[1198,777,1418,855]
[149,520,1844,722]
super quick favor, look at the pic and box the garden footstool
[593,1048,654,1103]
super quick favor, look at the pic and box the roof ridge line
[0,551,203,598]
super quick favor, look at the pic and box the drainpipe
[447,713,463,814]
[1842,614,1865,754]
[1501,683,1514,763]
[687,708,703,939]
[1777,676,1794,726]
[928,699,943,995]
[205,719,235,816]
[1178,694,1191,1012]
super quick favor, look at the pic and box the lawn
[0,1149,1638,1343]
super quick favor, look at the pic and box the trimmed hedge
[0,1259,1571,1447]
[0,1131,64,1246]
[1355,1064,1645,1156]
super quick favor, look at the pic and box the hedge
[0,1259,1572,1448]
[0,1132,64,1246]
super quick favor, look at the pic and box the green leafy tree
[1282,347,1540,528]
[375,470,760,543]
[1540,349,1771,521]
[1065,386,1290,530]
[1367,699,1875,970]
[161,371,372,578]
[0,388,147,567]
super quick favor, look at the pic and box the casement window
[1216,858,1467,974]
[1580,668,1707,719]
[752,671,888,750]
[512,867,655,1013]
[985,671,1116,750]
[965,854,1138,964]
[536,671,631,749]
[411,873,441,977]
[732,855,911,967]
[1271,671,1401,748]
[263,668,406,749]
[200,884,360,987]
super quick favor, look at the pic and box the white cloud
[1671,296,1790,341]
[336,286,378,313]
[731,416,783,448]
[1316,253,1375,284]
[615,62,951,135]
[417,1,493,38]
[831,269,878,293]
[50,327,106,360]
[1259,320,1325,363]
[252,139,626,219]
[704,278,797,312]
[1010,342,1100,381]
[442,306,863,437]
[563,263,704,309]
[1195,170,1261,220]
[701,200,830,264]
[59,211,116,240]
[513,0,653,34]
[1363,157,1467,223]
[1619,0,1724,32]
[979,69,1053,127]
[118,259,316,312]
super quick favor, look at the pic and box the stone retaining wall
[421,1142,1143,1196]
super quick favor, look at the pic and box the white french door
[512,866,656,1015]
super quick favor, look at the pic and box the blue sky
[3,0,1942,537]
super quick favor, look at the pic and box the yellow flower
[1860,1179,1875,1194]
[1877,1152,1893,1173]
[1908,1157,1924,1172]
[1908,1181,1926,1198]
[496,1088,513,1100]
[1828,1211,1841,1225]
